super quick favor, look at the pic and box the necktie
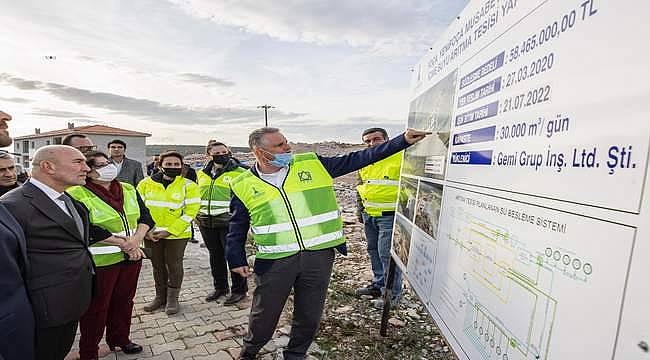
[59,194,84,239]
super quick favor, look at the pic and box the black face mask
[212,154,231,165]
[162,167,182,177]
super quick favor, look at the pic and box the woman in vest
[197,141,248,305]
[137,151,201,315]
[68,151,154,359]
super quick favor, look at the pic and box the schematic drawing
[407,227,437,306]
[440,206,558,360]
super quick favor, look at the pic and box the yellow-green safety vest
[197,167,246,216]
[67,183,140,267]
[136,175,201,239]
[356,151,403,217]
[230,152,345,260]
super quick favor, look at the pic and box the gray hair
[248,127,280,149]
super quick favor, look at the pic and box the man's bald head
[0,111,13,147]
[31,145,90,192]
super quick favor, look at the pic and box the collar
[29,178,64,201]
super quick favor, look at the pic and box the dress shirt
[28,178,70,216]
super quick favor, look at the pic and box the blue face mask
[268,152,292,168]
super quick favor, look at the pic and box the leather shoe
[109,342,143,354]
[122,342,143,354]
[224,292,246,305]
[206,288,229,302]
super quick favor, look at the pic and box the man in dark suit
[2,145,95,360]
[0,110,35,360]
[107,139,144,186]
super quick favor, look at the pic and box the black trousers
[35,320,78,360]
[198,225,248,294]
[242,248,335,359]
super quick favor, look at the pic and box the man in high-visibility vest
[196,141,248,305]
[227,127,428,360]
[355,127,403,309]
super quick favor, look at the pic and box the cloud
[275,115,405,142]
[0,73,306,126]
[28,109,94,119]
[178,73,235,88]
[168,0,467,55]
[0,96,34,103]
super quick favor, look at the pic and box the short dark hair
[83,150,109,167]
[362,127,388,140]
[158,150,183,166]
[107,139,127,148]
[62,133,88,146]
[206,141,228,154]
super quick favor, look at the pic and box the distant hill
[146,144,250,156]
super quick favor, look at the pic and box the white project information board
[391,1,650,359]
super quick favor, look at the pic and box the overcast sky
[0,0,467,146]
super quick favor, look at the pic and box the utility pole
[257,104,275,127]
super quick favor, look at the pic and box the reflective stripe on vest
[197,168,245,216]
[67,183,141,267]
[251,210,340,235]
[89,246,122,255]
[230,152,345,259]
[357,151,403,217]
[136,176,201,239]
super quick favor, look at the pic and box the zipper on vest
[207,178,216,215]
[277,187,305,250]
[118,211,131,236]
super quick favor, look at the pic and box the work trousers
[79,260,142,360]
[145,239,188,289]
[198,225,248,294]
[363,213,402,302]
[35,320,78,360]
[242,248,335,359]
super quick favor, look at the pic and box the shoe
[239,350,257,359]
[166,287,181,315]
[371,298,400,310]
[189,238,199,243]
[355,284,382,298]
[205,288,229,302]
[223,292,246,305]
[143,286,167,312]
[108,342,143,354]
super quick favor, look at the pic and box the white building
[14,123,151,170]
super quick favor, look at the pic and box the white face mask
[95,163,118,182]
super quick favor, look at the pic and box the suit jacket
[113,157,145,187]
[0,182,95,329]
[0,204,34,359]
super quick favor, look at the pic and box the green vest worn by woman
[230,152,345,260]
[197,167,246,216]
[356,151,403,217]
[68,182,140,267]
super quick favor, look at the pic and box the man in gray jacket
[108,139,144,186]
